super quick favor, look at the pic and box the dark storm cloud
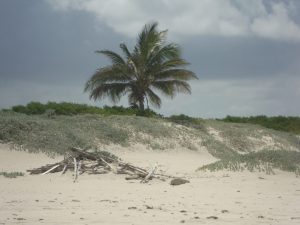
[0,0,126,85]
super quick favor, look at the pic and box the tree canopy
[85,22,197,110]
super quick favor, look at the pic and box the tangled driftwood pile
[27,147,172,183]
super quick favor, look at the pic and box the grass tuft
[0,171,24,178]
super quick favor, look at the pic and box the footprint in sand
[291,217,300,220]
[207,216,218,220]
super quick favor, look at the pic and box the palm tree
[85,22,197,111]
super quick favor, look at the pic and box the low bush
[167,114,205,130]
[219,115,300,135]
[9,101,160,117]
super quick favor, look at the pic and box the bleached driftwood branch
[141,163,158,183]
[27,147,172,183]
[42,164,60,175]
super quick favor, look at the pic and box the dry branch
[27,147,173,183]
[141,164,157,183]
[42,164,60,175]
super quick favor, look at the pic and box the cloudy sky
[1,0,300,118]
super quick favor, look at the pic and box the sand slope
[1,144,300,225]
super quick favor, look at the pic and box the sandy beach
[1,144,300,225]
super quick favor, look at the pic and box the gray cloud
[46,0,300,41]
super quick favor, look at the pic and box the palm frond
[146,88,162,108]
[146,58,193,78]
[137,22,158,50]
[119,43,132,60]
[160,58,190,69]
[155,69,198,81]
[128,92,139,105]
[147,43,180,67]
[136,22,163,62]
[96,50,126,66]
[151,80,192,98]
[89,83,131,103]
[84,66,132,93]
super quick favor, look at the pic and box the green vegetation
[9,101,160,117]
[0,111,173,155]
[85,22,197,111]
[1,107,300,176]
[167,114,205,130]
[198,150,300,175]
[219,115,300,135]
[7,103,300,137]
[208,120,300,153]
[0,171,24,178]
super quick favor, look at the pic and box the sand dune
[1,144,300,225]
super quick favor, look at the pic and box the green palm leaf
[152,80,191,97]
[146,88,162,108]
[119,43,132,60]
[89,83,131,103]
[95,50,125,66]
[156,69,197,80]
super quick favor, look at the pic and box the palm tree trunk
[139,99,145,111]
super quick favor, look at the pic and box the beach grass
[1,111,300,175]
[0,171,24,178]
[198,150,300,175]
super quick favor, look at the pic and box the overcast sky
[1,0,300,118]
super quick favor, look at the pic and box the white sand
[1,143,300,225]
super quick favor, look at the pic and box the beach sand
[1,143,300,225]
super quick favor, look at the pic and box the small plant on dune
[0,171,24,178]
[168,114,205,130]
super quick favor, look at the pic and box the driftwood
[141,163,158,183]
[42,164,60,175]
[27,147,171,183]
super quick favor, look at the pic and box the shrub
[8,101,161,117]
[220,115,300,134]
[167,114,205,130]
